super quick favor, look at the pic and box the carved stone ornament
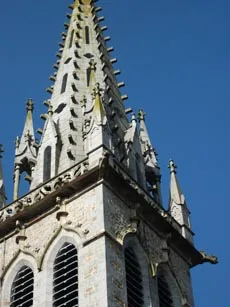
[0,158,89,225]
[55,197,69,222]
[115,219,139,244]
[15,220,27,245]
[200,251,218,264]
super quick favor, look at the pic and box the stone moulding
[0,157,90,235]
[0,151,217,267]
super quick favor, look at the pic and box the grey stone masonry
[30,0,133,190]
[0,1,218,306]
[0,149,217,306]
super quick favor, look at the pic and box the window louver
[10,266,34,307]
[158,275,174,307]
[53,243,78,307]
[125,247,144,307]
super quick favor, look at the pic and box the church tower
[0,1,217,306]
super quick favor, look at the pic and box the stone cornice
[0,153,217,267]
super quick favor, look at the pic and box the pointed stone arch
[1,249,36,283]
[53,242,78,306]
[123,234,153,307]
[1,252,37,306]
[39,228,82,305]
[38,226,82,271]
[157,263,183,307]
[11,265,34,306]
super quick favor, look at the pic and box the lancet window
[124,246,144,307]
[53,243,78,307]
[158,275,174,307]
[10,266,34,307]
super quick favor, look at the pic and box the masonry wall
[103,184,195,307]
[0,184,108,307]
[0,182,195,306]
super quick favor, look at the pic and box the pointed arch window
[85,26,90,44]
[10,266,34,307]
[69,30,74,48]
[158,275,174,307]
[61,73,68,94]
[53,243,78,307]
[124,246,144,307]
[43,146,51,182]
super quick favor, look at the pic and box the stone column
[13,164,21,200]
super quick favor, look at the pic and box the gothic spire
[169,160,185,206]
[0,145,6,208]
[138,109,162,205]
[168,160,193,244]
[30,0,133,189]
[27,0,165,205]
[14,99,37,199]
[15,99,37,162]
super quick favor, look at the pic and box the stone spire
[138,110,162,204]
[168,160,193,244]
[30,0,146,190]
[0,145,6,208]
[14,99,37,199]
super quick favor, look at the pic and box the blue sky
[0,0,228,305]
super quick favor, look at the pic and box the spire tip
[169,159,177,174]
[26,98,34,112]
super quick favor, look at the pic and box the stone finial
[138,109,157,165]
[131,113,137,123]
[138,109,146,121]
[168,159,193,243]
[168,159,177,174]
[168,159,184,206]
[26,98,34,112]
[13,99,37,199]
[169,160,185,208]
[138,109,162,203]
[15,99,36,156]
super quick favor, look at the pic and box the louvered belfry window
[10,266,34,307]
[158,275,174,307]
[124,246,144,307]
[53,243,78,307]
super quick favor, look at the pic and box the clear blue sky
[0,0,228,305]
